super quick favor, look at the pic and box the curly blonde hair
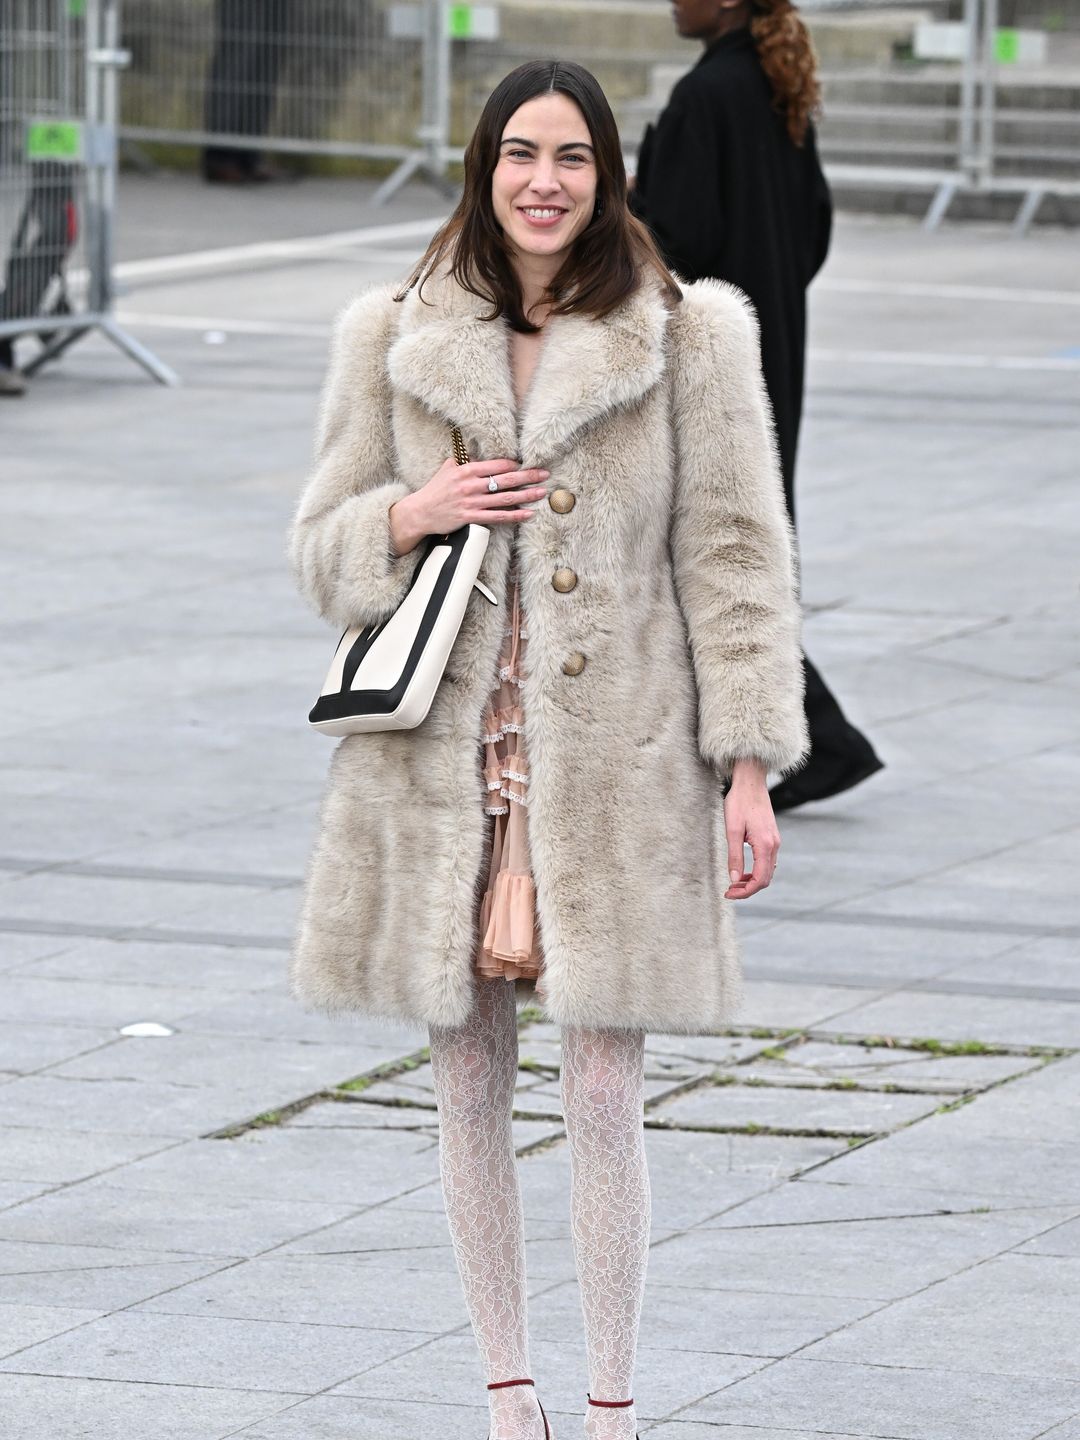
[750,0,822,147]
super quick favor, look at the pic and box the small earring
[594,194,604,217]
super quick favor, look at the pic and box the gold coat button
[549,488,576,514]
[562,652,586,676]
[552,567,578,593]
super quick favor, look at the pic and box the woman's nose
[528,169,561,195]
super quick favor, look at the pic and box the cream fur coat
[289,268,807,1034]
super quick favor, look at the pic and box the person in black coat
[202,0,289,184]
[631,0,883,810]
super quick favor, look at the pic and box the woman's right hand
[389,458,550,556]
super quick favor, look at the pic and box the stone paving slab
[0,1126,180,1184]
[0,1303,103,1358]
[807,1129,1080,1206]
[1019,1215,1080,1259]
[0,1020,121,1074]
[0,1074,309,1140]
[44,1032,398,1094]
[907,1053,1080,1142]
[943,936,1080,994]
[0,934,78,972]
[0,1240,235,1310]
[175,989,423,1049]
[812,989,1080,1048]
[236,1394,492,1440]
[146,884,303,941]
[0,872,263,929]
[646,1203,1080,1302]
[725,980,874,1031]
[0,1308,425,1394]
[802,1252,1080,1380]
[81,1127,442,1206]
[643,1428,868,1440]
[681,1357,1080,1440]
[698,1176,1065,1228]
[0,975,257,1030]
[649,1079,943,1135]
[1039,1419,1080,1440]
[0,1373,292,1440]
[739,1038,1048,1092]
[0,1182,52,1206]
[0,1180,357,1257]
[739,915,1021,983]
[8,938,289,993]
[132,1254,472,1334]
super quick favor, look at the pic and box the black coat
[631,27,832,519]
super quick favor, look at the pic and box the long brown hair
[396,60,681,332]
[751,0,822,147]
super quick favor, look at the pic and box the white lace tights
[430,981,649,1440]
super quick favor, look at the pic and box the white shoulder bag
[308,424,498,736]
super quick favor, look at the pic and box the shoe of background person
[0,366,27,397]
[769,748,884,813]
[249,161,287,182]
[202,159,255,184]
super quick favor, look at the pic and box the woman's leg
[560,1027,650,1440]
[430,979,544,1438]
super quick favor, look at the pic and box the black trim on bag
[308,526,472,726]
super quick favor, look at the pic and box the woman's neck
[511,253,560,327]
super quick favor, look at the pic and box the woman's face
[491,93,598,265]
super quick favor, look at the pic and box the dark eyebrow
[499,136,595,154]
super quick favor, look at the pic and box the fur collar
[387,267,671,465]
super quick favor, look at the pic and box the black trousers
[777,415,878,772]
[801,653,877,768]
[202,0,289,174]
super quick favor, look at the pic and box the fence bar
[978,0,999,186]
[957,0,979,182]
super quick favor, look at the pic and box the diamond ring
[487,477,499,493]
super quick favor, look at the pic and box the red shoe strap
[488,1378,535,1391]
[588,1396,634,1408]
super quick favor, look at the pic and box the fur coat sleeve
[669,280,808,779]
[288,283,422,630]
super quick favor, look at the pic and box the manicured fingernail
[729,870,740,884]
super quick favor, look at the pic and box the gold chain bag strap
[450,422,470,468]
[308,423,498,736]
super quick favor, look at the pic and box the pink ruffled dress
[476,551,543,983]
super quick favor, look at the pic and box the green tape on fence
[27,120,83,162]
[995,28,1020,63]
[68,0,86,16]
[447,3,473,38]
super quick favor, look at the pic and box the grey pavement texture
[1,172,1079,1439]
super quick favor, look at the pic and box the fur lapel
[387,268,670,465]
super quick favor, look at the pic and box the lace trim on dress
[476,563,543,983]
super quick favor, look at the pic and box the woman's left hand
[723,758,781,900]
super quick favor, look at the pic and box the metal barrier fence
[0,0,173,383]
[116,0,1079,230]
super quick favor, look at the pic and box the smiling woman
[290,57,805,1440]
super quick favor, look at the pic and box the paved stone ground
[1,174,1079,1440]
